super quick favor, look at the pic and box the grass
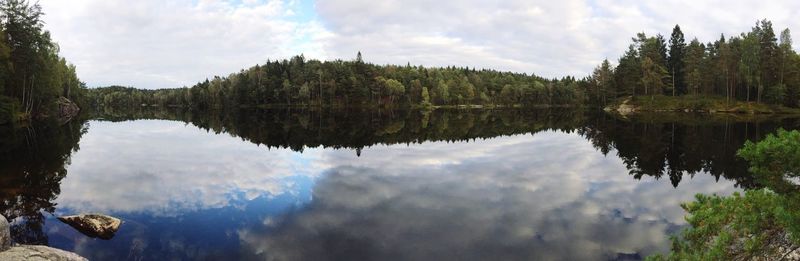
[613,95,800,114]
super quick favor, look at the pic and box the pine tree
[668,25,686,95]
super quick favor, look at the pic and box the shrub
[650,130,800,260]
[0,95,18,125]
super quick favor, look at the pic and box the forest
[90,19,800,112]
[88,54,584,109]
[598,20,800,108]
[0,0,86,125]
[0,2,796,120]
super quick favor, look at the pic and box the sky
[39,0,800,89]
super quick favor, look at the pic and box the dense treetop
[0,0,86,124]
[592,20,800,108]
[89,53,583,109]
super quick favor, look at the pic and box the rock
[55,96,80,124]
[617,104,636,114]
[0,215,10,251]
[0,245,87,261]
[58,214,122,240]
[0,215,88,260]
[616,98,637,116]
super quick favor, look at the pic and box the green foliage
[764,83,787,105]
[90,54,587,109]
[376,77,405,106]
[684,39,705,95]
[641,56,668,97]
[0,95,17,124]
[653,129,800,260]
[668,25,686,95]
[590,59,614,105]
[738,129,800,192]
[0,0,86,122]
[599,19,800,108]
[648,190,794,261]
[420,86,431,107]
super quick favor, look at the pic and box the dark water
[1,108,798,260]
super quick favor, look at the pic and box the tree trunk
[757,84,762,104]
[672,70,676,96]
[21,75,26,112]
[747,85,750,102]
[28,75,36,115]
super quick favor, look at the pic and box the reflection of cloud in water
[58,120,322,216]
[239,132,740,260]
[54,120,741,259]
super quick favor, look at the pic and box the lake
[1,108,797,260]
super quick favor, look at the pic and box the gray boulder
[55,96,81,124]
[0,215,87,260]
[0,245,87,261]
[58,214,122,240]
[0,215,10,251]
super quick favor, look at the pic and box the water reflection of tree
[94,107,584,152]
[2,107,794,245]
[579,114,800,189]
[0,119,87,245]
[93,107,800,189]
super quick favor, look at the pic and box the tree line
[90,53,585,109]
[589,20,800,107]
[0,0,87,124]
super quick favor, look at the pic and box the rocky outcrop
[605,98,637,116]
[58,214,122,240]
[0,245,87,261]
[0,215,87,261]
[55,96,80,124]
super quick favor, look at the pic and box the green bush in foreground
[648,190,797,260]
[649,129,800,260]
[738,129,800,193]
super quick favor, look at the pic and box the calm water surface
[1,109,797,260]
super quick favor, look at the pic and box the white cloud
[37,0,800,88]
[317,0,800,79]
[57,120,324,216]
[39,0,328,89]
[50,118,742,258]
[238,131,740,260]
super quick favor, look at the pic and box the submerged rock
[58,214,122,240]
[0,245,87,261]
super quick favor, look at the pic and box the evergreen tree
[668,25,686,95]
